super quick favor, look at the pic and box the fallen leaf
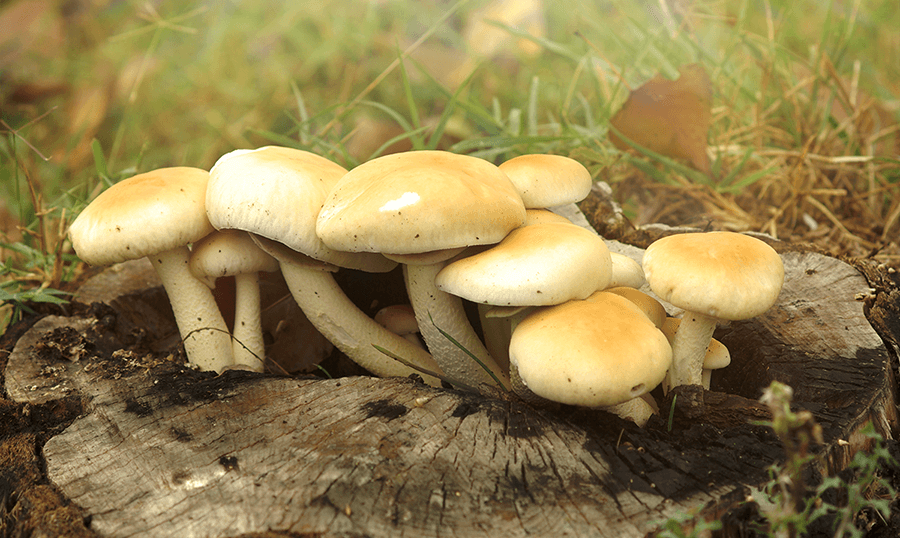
[609,63,712,174]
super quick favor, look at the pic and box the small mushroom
[600,287,665,328]
[374,304,425,349]
[659,317,731,391]
[498,154,592,209]
[68,167,233,372]
[189,229,279,371]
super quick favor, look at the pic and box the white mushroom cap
[509,292,671,408]
[69,167,214,265]
[607,252,646,289]
[189,229,278,283]
[642,231,784,321]
[498,154,592,208]
[435,222,612,306]
[316,150,526,254]
[206,146,395,272]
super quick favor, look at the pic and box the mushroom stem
[232,272,265,371]
[277,261,444,386]
[404,263,509,392]
[667,311,717,388]
[150,247,233,372]
[601,397,656,427]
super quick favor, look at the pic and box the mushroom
[522,208,575,226]
[435,222,612,371]
[522,209,645,290]
[68,167,233,372]
[600,287,666,328]
[189,229,279,371]
[497,154,592,209]
[316,150,525,392]
[206,146,443,385]
[607,253,646,289]
[642,231,784,389]
[659,317,731,391]
[509,292,672,426]
[374,304,425,349]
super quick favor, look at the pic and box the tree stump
[5,211,898,538]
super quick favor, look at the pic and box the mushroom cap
[435,222,612,306]
[207,146,396,272]
[608,252,646,289]
[189,229,279,280]
[599,287,666,328]
[522,208,575,226]
[510,292,671,407]
[642,231,784,320]
[374,304,419,336]
[69,167,213,266]
[498,154,592,208]
[316,150,526,255]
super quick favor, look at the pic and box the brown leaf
[609,63,712,174]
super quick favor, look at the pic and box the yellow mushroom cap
[598,287,666,328]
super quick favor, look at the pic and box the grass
[0,1,896,319]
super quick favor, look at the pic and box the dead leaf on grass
[609,63,712,174]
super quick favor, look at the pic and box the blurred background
[1,0,899,331]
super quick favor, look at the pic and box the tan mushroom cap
[316,150,526,255]
[522,208,575,226]
[509,292,671,408]
[69,167,213,266]
[435,222,612,306]
[206,146,395,272]
[498,154,592,208]
[642,231,784,320]
[599,287,666,328]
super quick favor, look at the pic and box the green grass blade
[427,312,507,392]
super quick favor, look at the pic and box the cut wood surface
[5,220,898,537]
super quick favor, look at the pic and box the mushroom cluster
[68,148,785,426]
